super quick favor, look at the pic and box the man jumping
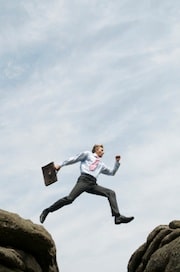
[40,144,134,225]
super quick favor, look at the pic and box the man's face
[96,146,104,157]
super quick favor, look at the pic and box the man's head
[92,144,104,157]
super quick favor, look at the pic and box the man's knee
[64,196,74,204]
[108,189,116,198]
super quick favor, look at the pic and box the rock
[128,220,180,272]
[0,209,59,272]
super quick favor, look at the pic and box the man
[40,144,134,225]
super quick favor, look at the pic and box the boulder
[0,209,59,272]
[128,220,180,272]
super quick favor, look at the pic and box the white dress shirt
[60,151,120,179]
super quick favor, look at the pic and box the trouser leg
[48,178,89,212]
[87,184,120,216]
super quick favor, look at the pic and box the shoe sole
[115,217,134,224]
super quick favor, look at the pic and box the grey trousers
[48,173,120,216]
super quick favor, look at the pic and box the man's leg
[88,184,134,224]
[87,184,120,216]
[40,177,89,223]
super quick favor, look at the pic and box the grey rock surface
[128,220,180,272]
[0,209,59,272]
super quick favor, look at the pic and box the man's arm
[101,155,121,176]
[54,151,89,172]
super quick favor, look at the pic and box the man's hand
[54,164,61,172]
[115,155,121,162]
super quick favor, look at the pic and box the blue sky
[0,1,180,271]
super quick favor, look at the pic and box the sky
[0,0,180,271]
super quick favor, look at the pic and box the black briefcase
[41,162,58,186]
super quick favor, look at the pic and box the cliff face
[128,220,180,272]
[0,209,59,272]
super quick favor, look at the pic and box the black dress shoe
[40,209,49,223]
[115,215,134,225]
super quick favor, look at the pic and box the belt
[81,173,97,182]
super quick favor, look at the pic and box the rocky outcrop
[128,220,180,272]
[0,209,59,272]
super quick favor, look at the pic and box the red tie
[89,158,100,171]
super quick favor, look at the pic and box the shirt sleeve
[60,151,89,167]
[101,161,120,176]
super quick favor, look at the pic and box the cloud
[0,1,180,272]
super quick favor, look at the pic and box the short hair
[92,144,104,153]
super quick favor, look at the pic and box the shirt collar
[93,153,99,158]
